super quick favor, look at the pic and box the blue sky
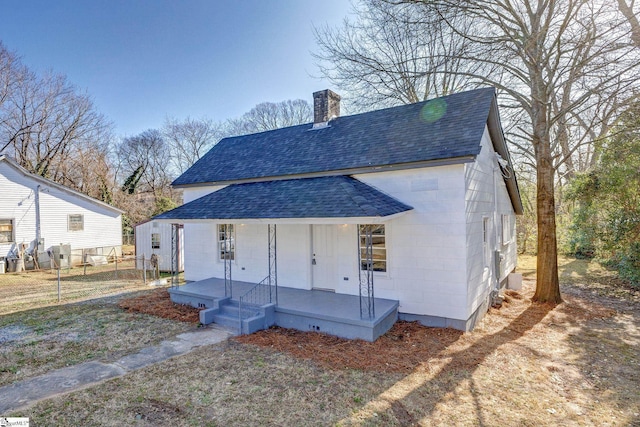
[0,1,352,136]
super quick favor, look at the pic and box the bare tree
[315,0,640,303]
[0,43,113,191]
[440,0,638,303]
[163,116,225,174]
[226,99,312,135]
[313,0,491,110]
[0,42,21,116]
[116,129,174,201]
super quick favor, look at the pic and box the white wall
[135,221,184,271]
[357,166,470,320]
[0,161,122,259]
[179,145,518,326]
[183,186,226,204]
[464,126,518,318]
[183,222,217,281]
[184,222,314,289]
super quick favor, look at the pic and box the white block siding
[0,161,122,260]
[135,221,184,272]
[464,127,518,325]
[179,126,517,330]
[356,165,469,322]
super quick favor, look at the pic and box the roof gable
[0,155,124,215]
[173,87,496,186]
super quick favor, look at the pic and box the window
[501,214,513,245]
[151,233,160,249]
[483,217,491,267]
[68,214,84,231]
[359,224,386,272]
[0,219,14,243]
[218,224,235,260]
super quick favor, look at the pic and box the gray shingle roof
[173,87,496,186]
[155,176,412,220]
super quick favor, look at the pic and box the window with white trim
[359,224,386,272]
[151,233,160,249]
[68,214,84,231]
[0,219,14,243]
[501,214,513,245]
[218,224,235,260]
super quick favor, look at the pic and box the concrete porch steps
[219,300,261,319]
[198,299,276,335]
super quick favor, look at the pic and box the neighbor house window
[151,233,160,249]
[359,224,386,272]
[68,214,84,231]
[0,219,14,243]
[218,224,235,260]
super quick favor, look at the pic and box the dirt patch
[118,288,202,323]
[0,325,32,344]
[130,398,182,423]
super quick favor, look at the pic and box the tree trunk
[533,130,562,303]
[617,0,640,48]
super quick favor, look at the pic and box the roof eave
[171,156,476,189]
[153,210,412,225]
[486,96,524,215]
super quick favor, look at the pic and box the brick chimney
[313,89,340,128]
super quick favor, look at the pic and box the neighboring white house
[0,155,123,270]
[135,220,184,272]
[156,88,523,332]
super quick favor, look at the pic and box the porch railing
[238,276,273,334]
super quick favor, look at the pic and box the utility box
[0,256,5,274]
[7,258,24,273]
[508,273,523,291]
[51,244,71,269]
[37,252,51,269]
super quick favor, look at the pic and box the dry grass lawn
[0,294,194,387]
[7,255,640,426]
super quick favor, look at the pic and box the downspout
[35,185,41,255]
[492,155,504,303]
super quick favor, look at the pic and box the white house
[0,155,123,270]
[135,220,184,272]
[156,88,522,339]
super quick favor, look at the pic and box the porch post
[357,225,375,319]
[223,224,233,297]
[268,224,278,305]
[170,223,180,288]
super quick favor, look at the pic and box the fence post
[143,254,147,285]
[115,254,118,279]
[57,268,61,302]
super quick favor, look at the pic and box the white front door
[311,225,337,291]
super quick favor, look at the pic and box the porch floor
[169,277,399,341]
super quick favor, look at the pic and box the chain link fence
[122,233,135,246]
[0,255,182,315]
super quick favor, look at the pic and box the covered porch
[155,175,413,341]
[169,277,399,341]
